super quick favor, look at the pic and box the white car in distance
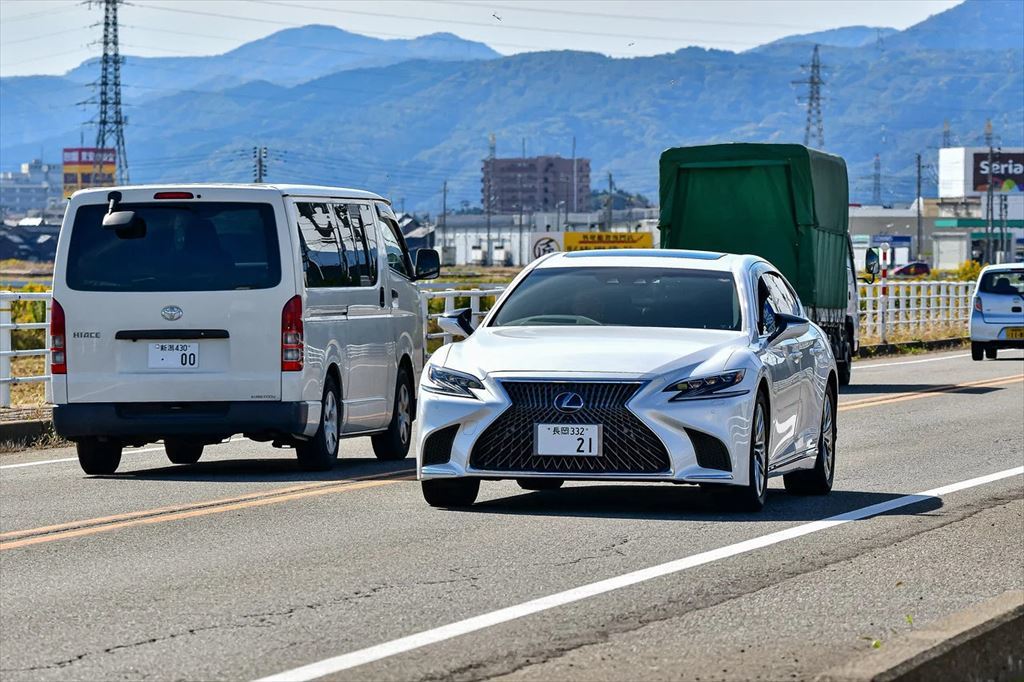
[970,263,1024,360]
[417,249,839,512]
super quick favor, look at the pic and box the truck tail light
[974,297,983,312]
[51,299,67,375]
[281,295,304,371]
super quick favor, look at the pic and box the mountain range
[1,0,1021,211]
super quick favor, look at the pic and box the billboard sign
[530,231,655,260]
[63,147,116,198]
[972,152,1024,194]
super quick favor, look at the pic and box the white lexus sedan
[417,249,838,512]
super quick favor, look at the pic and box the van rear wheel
[77,439,122,475]
[372,365,413,461]
[165,440,203,465]
[296,375,341,471]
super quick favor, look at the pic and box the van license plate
[535,424,602,456]
[148,343,199,369]
[1007,328,1024,340]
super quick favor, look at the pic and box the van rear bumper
[54,401,312,441]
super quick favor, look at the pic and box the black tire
[728,392,769,512]
[784,384,837,495]
[837,329,853,387]
[972,342,984,361]
[164,440,203,465]
[985,347,998,360]
[372,365,414,461]
[76,439,122,475]
[296,374,341,471]
[517,478,564,491]
[422,478,480,508]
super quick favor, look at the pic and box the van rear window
[66,202,281,292]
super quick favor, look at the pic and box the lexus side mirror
[414,248,441,280]
[438,307,475,337]
[865,248,880,276]
[769,312,810,345]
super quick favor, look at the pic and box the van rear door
[57,190,293,403]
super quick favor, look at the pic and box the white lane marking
[857,353,969,370]
[256,466,1024,682]
[0,438,241,470]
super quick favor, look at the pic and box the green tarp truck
[659,143,858,384]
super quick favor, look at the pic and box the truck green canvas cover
[659,143,849,311]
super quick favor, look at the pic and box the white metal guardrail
[0,283,975,408]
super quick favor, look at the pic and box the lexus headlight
[424,366,484,398]
[664,370,747,401]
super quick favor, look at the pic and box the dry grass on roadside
[860,322,968,347]
[0,428,71,454]
[8,355,47,407]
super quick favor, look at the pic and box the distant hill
[754,26,897,51]
[885,0,1024,50]
[1,0,1021,210]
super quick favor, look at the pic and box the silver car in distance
[417,249,839,512]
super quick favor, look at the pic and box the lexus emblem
[553,391,584,414]
[161,305,183,321]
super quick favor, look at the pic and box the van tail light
[974,297,983,312]
[281,295,304,371]
[51,299,67,375]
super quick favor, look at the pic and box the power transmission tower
[942,120,952,148]
[484,132,495,265]
[872,154,882,205]
[793,44,825,148]
[915,153,923,260]
[605,172,614,231]
[252,146,267,182]
[91,0,128,184]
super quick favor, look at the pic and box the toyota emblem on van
[161,305,183,321]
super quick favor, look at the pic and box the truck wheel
[971,342,984,361]
[836,327,853,387]
[165,440,203,465]
[372,365,413,461]
[296,375,341,471]
[77,439,122,475]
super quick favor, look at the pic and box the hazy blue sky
[1,0,961,77]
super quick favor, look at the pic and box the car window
[66,201,280,292]
[764,273,800,316]
[296,202,350,288]
[331,203,377,287]
[979,269,1024,296]
[490,266,742,331]
[377,213,411,278]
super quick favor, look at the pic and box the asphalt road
[1,349,1022,681]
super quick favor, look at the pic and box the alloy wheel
[323,390,339,454]
[752,402,767,497]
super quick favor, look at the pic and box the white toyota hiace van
[51,184,440,474]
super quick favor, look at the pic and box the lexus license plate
[535,424,602,456]
[148,342,199,369]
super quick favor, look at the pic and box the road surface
[1,349,1022,681]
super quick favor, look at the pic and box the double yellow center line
[2,372,1021,551]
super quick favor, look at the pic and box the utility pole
[571,136,577,213]
[916,153,923,261]
[985,119,994,263]
[793,44,825,149]
[872,153,881,205]
[91,0,129,184]
[441,179,447,260]
[999,194,1008,262]
[252,146,267,183]
[605,172,614,231]
[485,132,495,266]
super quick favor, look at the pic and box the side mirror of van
[414,248,441,280]
[865,248,880,276]
[438,307,474,337]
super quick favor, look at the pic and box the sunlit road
[1,350,1022,681]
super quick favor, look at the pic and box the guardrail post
[0,301,10,408]
[442,295,454,346]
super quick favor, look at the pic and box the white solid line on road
[0,438,241,470]
[857,353,969,370]
[256,466,1024,682]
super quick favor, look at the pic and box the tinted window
[332,203,377,286]
[979,269,1024,295]
[377,212,410,278]
[491,266,741,330]
[296,202,349,288]
[66,202,280,292]
[767,273,800,315]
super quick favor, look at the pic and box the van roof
[71,183,389,203]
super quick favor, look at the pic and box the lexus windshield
[490,266,742,330]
